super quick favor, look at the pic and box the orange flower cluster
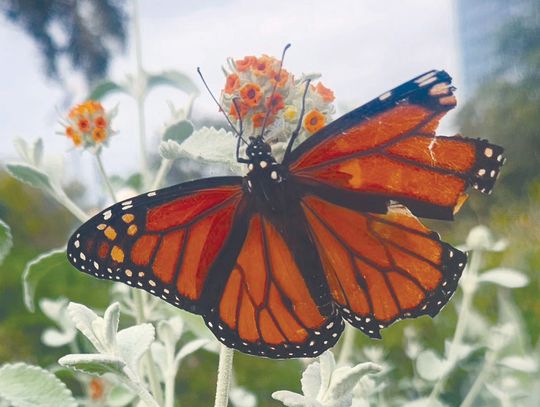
[64,100,112,148]
[222,54,292,130]
[221,54,335,139]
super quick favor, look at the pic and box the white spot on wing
[379,91,391,101]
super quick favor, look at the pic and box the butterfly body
[67,70,505,358]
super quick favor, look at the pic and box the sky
[0,0,461,185]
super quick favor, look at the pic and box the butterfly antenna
[259,43,291,139]
[197,67,247,144]
[283,78,311,162]
[232,97,244,135]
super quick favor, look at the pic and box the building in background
[455,0,531,98]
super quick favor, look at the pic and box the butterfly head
[246,136,272,159]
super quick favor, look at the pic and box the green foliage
[5,163,53,193]
[0,363,77,407]
[162,120,195,144]
[458,1,540,198]
[0,219,12,266]
[1,0,127,82]
[22,248,68,312]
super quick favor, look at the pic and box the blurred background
[0,0,539,406]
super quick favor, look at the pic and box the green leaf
[33,138,44,166]
[117,324,155,372]
[416,350,448,381]
[0,219,13,266]
[499,355,538,372]
[126,173,143,190]
[22,248,67,312]
[88,80,126,100]
[0,363,77,407]
[162,120,194,143]
[108,384,137,407]
[146,71,199,95]
[13,138,30,162]
[479,268,529,288]
[5,163,53,192]
[58,354,126,377]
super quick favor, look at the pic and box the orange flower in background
[224,73,240,94]
[235,56,257,72]
[77,117,90,132]
[252,112,266,128]
[71,132,83,146]
[270,68,290,88]
[304,110,326,133]
[92,128,107,143]
[89,378,105,400]
[221,52,335,136]
[229,100,249,119]
[94,116,107,129]
[316,82,335,102]
[65,126,75,138]
[63,100,112,148]
[265,93,285,115]
[252,112,275,128]
[240,83,263,107]
[253,55,276,77]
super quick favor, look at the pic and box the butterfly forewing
[67,177,245,313]
[287,70,505,220]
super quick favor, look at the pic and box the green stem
[428,250,482,402]
[337,324,356,366]
[151,159,173,190]
[96,152,117,202]
[51,187,89,222]
[214,345,234,407]
[133,0,150,189]
[164,369,175,407]
[133,289,164,405]
[121,366,160,407]
[459,350,496,407]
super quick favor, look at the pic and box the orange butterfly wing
[202,208,343,358]
[301,194,466,337]
[286,70,505,220]
[67,177,246,313]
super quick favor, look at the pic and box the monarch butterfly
[67,67,504,359]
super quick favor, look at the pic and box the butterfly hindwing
[301,194,466,338]
[67,177,245,313]
[201,202,344,359]
[287,70,505,220]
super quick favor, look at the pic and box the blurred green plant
[1,0,128,83]
[458,1,540,198]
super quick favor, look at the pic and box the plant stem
[133,289,164,405]
[337,324,356,366]
[151,159,173,190]
[214,345,234,407]
[122,366,160,407]
[165,369,176,407]
[51,187,89,222]
[428,250,482,402]
[460,350,496,407]
[96,152,117,202]
[133,0,150,189]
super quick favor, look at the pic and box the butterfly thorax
[244,137,288,212]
